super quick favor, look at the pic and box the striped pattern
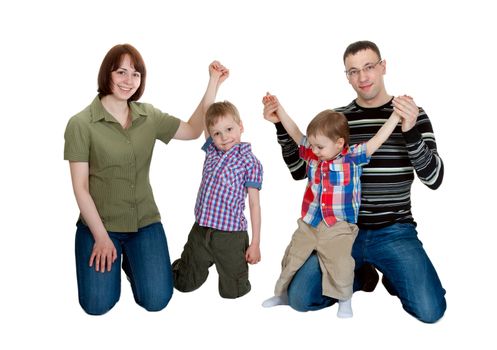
[299,141,370,227]
[275,99,444,229]
[195,138,263,231]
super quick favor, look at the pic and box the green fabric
[172,223,251,299]
[64,96,180,232]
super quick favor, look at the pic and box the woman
[64,44,227,315]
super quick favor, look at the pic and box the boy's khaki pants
[275,219,358,300]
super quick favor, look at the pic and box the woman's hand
[89,235,117,272]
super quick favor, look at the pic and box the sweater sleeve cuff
[275,122,287,134]
[402,127,423,144]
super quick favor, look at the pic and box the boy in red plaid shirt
[261,93,401,317]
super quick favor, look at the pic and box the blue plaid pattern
[195,138,263,231]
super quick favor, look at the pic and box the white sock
[337,298,353,318]
[262,294,288,308]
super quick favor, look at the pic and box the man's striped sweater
[275,98,444,229]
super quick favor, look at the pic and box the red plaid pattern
[299,139,370,227]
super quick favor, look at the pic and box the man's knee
[405,290,447,323]
[288,294,310,312]
[414,297,446,323]
[287,284,318,312]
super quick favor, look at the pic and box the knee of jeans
[408,293,447,324]
[288,298,308,312]
[287,288,311,312]
[80,298,117,316]
[289,296,315,312]
[138,288,173,312]
[416,301,446,323]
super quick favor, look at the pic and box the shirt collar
[336,146,349,159]
[302,135,348,163]
[89,95,148,123]
[321,146,348,164]
[216,142,252,156]
[204,136,251,155]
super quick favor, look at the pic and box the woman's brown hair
[97,44,146,101]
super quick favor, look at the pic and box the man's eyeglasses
[345,59,383,78]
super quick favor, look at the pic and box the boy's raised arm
[174,61,228,140]
[202,61,229,139]
[366,110,401,157]
[263,93,303,145]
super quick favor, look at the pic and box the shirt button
[131,185,135,189]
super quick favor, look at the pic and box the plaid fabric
[195,138,263,231]
[299,138,370,227]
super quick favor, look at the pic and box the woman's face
[110,54,141,101]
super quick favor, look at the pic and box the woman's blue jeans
[287,223,446,323]
[75,221,173,315]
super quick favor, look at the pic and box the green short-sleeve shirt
[64,96,181,232]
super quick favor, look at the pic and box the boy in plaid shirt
[261,93,400,317]
[172,99,263,299]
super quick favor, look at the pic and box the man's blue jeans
[287,223,446,323]
[75,221,173,315]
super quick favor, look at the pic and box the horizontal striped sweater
[275,99,444,229]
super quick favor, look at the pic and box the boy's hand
[209,60,229,84]
[262,92,280,123]
[245,244,261,265]
[392,95,418,132]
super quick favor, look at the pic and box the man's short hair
[343,40,382,62]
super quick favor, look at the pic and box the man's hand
[262,92,280,123]
[393,95,419,132]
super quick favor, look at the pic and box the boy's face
[308,133,345,161]
[209,114,243,152]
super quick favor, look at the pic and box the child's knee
[219,273,251,299]
[172,258,208,292]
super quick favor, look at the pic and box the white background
[1,0,495,349]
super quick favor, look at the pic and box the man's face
[344,49,387,106]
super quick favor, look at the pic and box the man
[264,40,446,323]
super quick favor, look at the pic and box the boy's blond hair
[205,100,241,130]
[306,110,350,146]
